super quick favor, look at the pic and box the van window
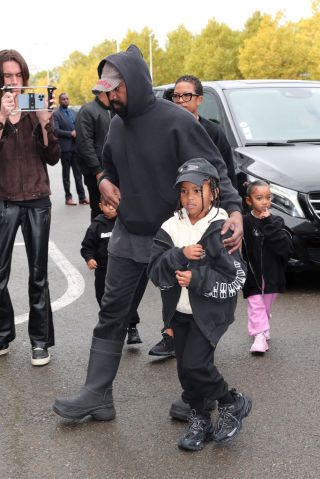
[198,91,222,124]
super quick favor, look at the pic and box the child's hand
[257,208,271,219]
[175,270,192,287]
[87,259,97,270]
[183,244,204,260]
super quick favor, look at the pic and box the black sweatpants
[94,255,148,342]
[94,265,148,328]
[171,311,228,416]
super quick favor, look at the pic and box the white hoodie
[161,207,228,314]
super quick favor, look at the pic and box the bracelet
[97,174,108,187]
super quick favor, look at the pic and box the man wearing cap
[53,45,244,422]
[75,80,112,220]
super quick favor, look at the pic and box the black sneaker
[148,333,175,357]
[31,347,50,366]
[178,411,214,451]
[212,389,252,444]
[170,397,217,421]
[0,344,9,356]
[127,326,142,344]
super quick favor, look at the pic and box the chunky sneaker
[250,332,269,353]
[148,333,175,357]
[178,411,214,451]
[213,390,252,444]
[31,347,50,366]
[127,326,142,344]
[0,344,9,356]
[170,397,217,421]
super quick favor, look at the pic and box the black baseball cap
[175,158,220,187]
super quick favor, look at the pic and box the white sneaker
[31,347,50,366]
[0,344,9,356]
[250,333,269,353]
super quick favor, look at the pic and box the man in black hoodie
[53,45,243,422]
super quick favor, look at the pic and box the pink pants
[247,293,277,336]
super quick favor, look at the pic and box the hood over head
[97,44,155,118]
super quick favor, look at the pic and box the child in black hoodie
[148,158,251,452]
[80,197,144,344]
[243,180,293,354]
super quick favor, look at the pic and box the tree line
[32,1,320,105]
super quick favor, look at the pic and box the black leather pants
[0,201,54,348]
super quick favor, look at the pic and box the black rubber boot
[53,337,123,421]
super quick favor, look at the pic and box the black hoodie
[99,45,241,236]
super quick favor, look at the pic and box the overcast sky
[1,0,313,72]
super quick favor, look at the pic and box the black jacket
[147,217,246,345]
[75,97,111,176]
[242,213,293,298]
[99,45,241,236]
[80,214,115,268]
[199,116,237,188]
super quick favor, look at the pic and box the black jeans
[94,256,148,343]
[0,202,54,348]
[171,311,228,415]
[61,151,86,200]
[83,174,101,220]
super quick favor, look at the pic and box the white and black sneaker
[0,344,9,356]
[178,410,214,451]
[31,347,50,366]
[213,389,252,444]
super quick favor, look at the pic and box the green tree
[57,51,88,104]
[239,14,286,78]
[242,10,267,40]
[293,2,320,79]
[160,25,194,84]
[120,27,164,84]
[239,11,320,79]
[185,19,242,80]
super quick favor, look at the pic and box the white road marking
[14,240,85,324]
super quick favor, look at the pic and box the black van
[154,80,320,270]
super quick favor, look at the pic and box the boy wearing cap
[148,158,251,451]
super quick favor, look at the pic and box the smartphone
[18,92,46,111]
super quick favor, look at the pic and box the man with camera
[0,49,60,366]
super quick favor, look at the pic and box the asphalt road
[1,165,320,479]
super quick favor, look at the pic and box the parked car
[154,80,320,270]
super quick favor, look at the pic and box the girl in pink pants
[242,181,293,353]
